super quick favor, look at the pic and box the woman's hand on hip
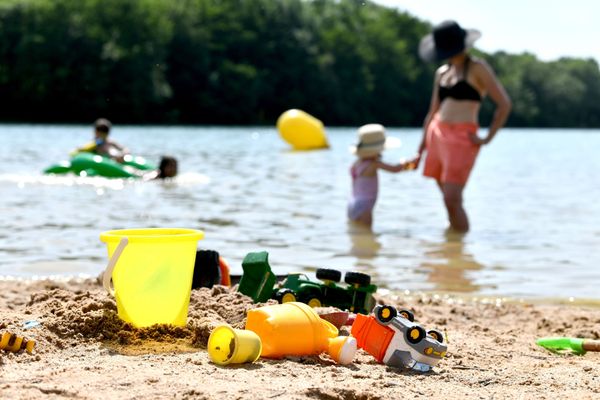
[468,132,489,146]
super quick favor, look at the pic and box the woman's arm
[471,60,512,145]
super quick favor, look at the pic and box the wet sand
[1,278,600,399]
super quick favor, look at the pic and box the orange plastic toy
[351,305,447,372]
[245,302,356,365]
[351,313,395,362]
[218,257,231,286]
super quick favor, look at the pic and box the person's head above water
[418,20,481,62]
[94,118,112,141]
[351,124,400,159]
[158,156,178,178]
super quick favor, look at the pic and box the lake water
[1,125,599,301]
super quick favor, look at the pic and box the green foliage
[483,51,600,127]
[0,0,173,122]
[0,0,599,126]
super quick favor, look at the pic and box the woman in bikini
[413,20,512,233]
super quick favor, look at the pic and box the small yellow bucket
[100,228,204,328]
[207,325,262,365]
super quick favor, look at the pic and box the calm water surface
[1,125,599,300]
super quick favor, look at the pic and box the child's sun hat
[350,124,401,158]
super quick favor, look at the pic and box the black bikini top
[438,57,482,102]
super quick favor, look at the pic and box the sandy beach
[1,278,599,400]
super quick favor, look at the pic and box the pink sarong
[423,116,480,185]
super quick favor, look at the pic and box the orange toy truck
[351,305,446,372]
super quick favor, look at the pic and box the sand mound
[9,283,273,356]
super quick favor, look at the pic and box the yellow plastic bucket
[100,228,204,328]
[207,325,262,365]
[245,302,352,360]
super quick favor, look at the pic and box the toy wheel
[428,329,444,343]
[316,268,342,282]
[274,289,297,304]
[300,290,323,308]
[406,325,426,344]
[344,272,371,286]
[376,305,397,323]
[1,332,11,347]
[398,309,415,322]
[306,297,323,308]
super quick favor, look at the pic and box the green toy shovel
[536,337,600,355]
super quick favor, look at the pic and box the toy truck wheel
[316,268,342,283]
[428,329,444,343]
[406,325,426,344]
[398,309,415,322]
[299,290,323,308]
[275,289,297,303]
[306,297,323,308]
[376,305,397,324]
[344,272,371,286]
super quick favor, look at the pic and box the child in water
[143,156,178,180]
[348,124,413,228]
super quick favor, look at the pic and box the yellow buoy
[277,109,329,150]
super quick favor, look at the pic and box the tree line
[0,0,599,127]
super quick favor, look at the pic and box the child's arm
[110,140,130,155]
[375,160,410,173]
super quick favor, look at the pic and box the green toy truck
[237,251,277,303]
[237,251,377,314]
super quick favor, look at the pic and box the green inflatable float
[44,153,156,178]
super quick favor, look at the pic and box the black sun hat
[419,20,481,62]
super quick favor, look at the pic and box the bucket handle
[102,237,129,296]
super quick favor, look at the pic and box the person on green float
[411,21,512,233]
[77,118,130,163]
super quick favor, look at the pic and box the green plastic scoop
[536,337,600,355]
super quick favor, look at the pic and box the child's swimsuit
[348,159,378,220]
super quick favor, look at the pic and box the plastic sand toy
[245,302,356,365]
[237,251,277,303]
[237,251,377,314]
[101,228,204,327]
[0,332,35,354]
[273,270,377,314]
[351,305,447,372]
[536,337,600,355]
[207,325,262,365]
[192,250,231,288]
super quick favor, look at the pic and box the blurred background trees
[0,0,599,127]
